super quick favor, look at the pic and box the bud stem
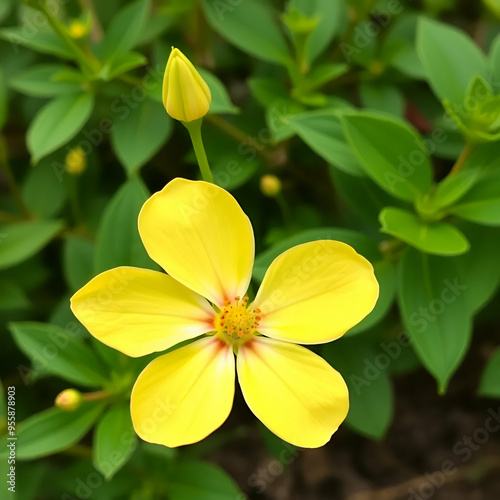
[184,119,214,183]
[82,390,111,402]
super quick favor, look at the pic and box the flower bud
[55,389,82,412]
[162,47,211,123]
[68,20,89,39]
[260,175,282,197]
[65,146,86,175]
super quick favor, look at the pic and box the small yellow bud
[55,389,82,412]
[68,20,89,39]
[65,146,87,175]
[162,47,211,123]
[260,175,282,197]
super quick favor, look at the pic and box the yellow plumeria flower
[162,48,211,122]
[71,179,378,448]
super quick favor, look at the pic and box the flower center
[215,296,261,341]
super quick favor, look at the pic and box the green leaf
[0,404,104,460]
[27,92,94,164]
[0,0,13,23]
[288,0,345,62]
[489,33,500,92]
[417,17,488,105]
[485,0,500,18]
[380,207,470,256]
[0,382,5,424]
[199,69,238,115]
[323,337,393,439]
[478,348,500,398]
[111,98,172,174]
[202,0,292,65]
[301,63,349,93]
[0,220,64,270]
[288,110,364,176]
[97,0,150,62]
[349,260,396,335]
[249,77,288,107]
[448,170,500,225]
[398,249,473,392]
[98,51,147,81]
[456,223,500,313]
[9,64,81,97]
[0,28,74,59]
[211,154,259,190]
[432,143,500,210]
[9,322,108,387]
[22,157,67,218]
[330,167,405,228]
[94,177,155,273]
[432,169,482,212]
[93,403,137,480]
[341,112,433,202]
[0,68,6,131]
[63,236,95,292]
[383,13,426,79]
[0,280,30,310]
[253,227,380,282]
[167,460,243,500]
[359,83,405,117]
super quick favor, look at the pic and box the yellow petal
[131,337,235,447]
[139,178,254,308]
[162,47,211,122]
[237,337,348,448]
[70,266,214,357]
[253,241,379,344]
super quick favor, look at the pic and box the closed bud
[68,20,89,39]
[260,174,282,197]
[55,389,82,412]
[162,47,211,123]
[65,146,86,175]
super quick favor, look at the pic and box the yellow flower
[71,179,378,448]
[65,146,86,175]
[162,48,211,123]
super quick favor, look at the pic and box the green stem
[38,3,98,76]
[205,114,274,165]
[82,390,111,402]
[184,119,214,183]
[0,136,30,216]
[67,175,84,225]
[332,0,379,61]
[449,142,474,176]
[276,193,294,230]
